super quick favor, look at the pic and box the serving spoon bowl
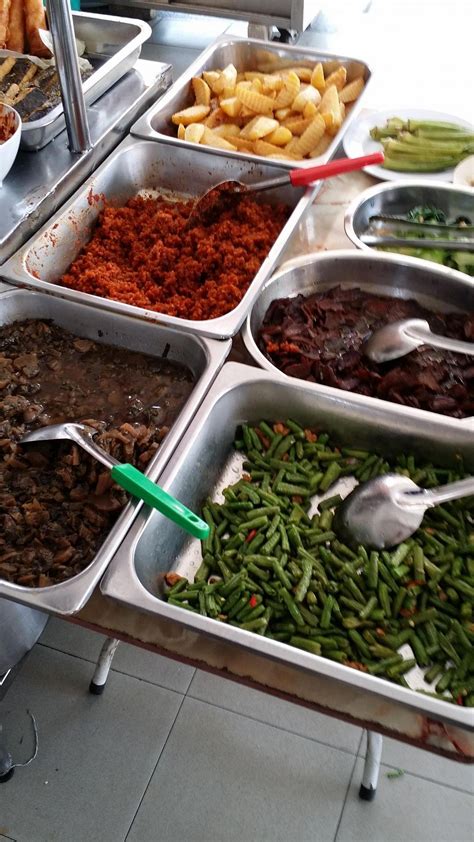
[364,318,474,363]
[334,472,474,549]
[20,423,209,540]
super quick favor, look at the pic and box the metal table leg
[359,730,383,801]
[89,637,120,695]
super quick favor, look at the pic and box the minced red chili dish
[60,195,290,320]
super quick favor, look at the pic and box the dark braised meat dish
[0,319,194,587]
[0,56,92,121]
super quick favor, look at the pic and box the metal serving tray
[20,11,151,150]
[242,250,474,425]
[0,288,230,615]
[130,35,372,170]
[101,362,474,729]
[344,180,474,257]
[1,136,315,340]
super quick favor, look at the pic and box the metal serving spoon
[364,318,474,363]
[187,152,384,227]
[334,472,474,549]
[20,423,209,540]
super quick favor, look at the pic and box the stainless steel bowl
[242,249,474,423]
[344,180,474,257]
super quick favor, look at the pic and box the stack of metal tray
[0,287,230,615]
[101,361,474,730]
[18,11,151,150]
[130,35,372,170]
[1,135,316,339]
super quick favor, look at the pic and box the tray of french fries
[131,35,372,168]
[0,8,150,150]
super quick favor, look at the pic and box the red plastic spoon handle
[289,152,384,187]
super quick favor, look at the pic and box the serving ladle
[187,151,384,227]
[20,423,209,540]
[364,318,474,363]
[334,472,474,550]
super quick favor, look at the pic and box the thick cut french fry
[282,116,312,136]
[177,123,185,140]
[184,123,205,143]
[210,123,240,138]
[275,107,292,121]
[339,76,365,103]
[284,66,312,82]
[213,63,237,94]
[310,62,325,91]
[323,66,347,91]
[232,137,255,152]
[266,125,292,146]
[203,70,222,93]
[236,86,275,114]
[323,110,343,136]
[290,113,325,157]
[309,132,332,157]
[303,101,318,119]
[203,107,228,128]
[192,77,211,106]
[284,137,302,157]
[319,84,340,115]
[220,96,241,118]
[254,138,289,157]
[240,115,278,140]
[201,127,237,151]
[171,104,210,126]
[292,85,321,112]
[274,71,300,109]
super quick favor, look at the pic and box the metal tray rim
[101,361,474,730]
[344,179,474,252]
[241,248,474,427]
[130,33,373,171]
[20,11,151,135]
[1,135,317,340]
[0,286,230,614]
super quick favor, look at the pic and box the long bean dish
[0,319,194,587]
[164,419,474,707]
[258,286,474,417]
[59,194,290,320]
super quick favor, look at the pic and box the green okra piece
[392,587,408,617]
[168,577,188,596]
[319,461,342,493]
[294,557,313,603]
[273,434,295,459]
[424,663,445,684]
[348,629,372,659]
[370,643,398,659]
[299,604,319,628]
[290,636,321,656]
[378,582,391,618]
[367,551,379,590]
[410,633,429,667]
[359,595,378,620]
[239,617,268,632]
[272,558,293,590]
[280,587,306,626]
[237,602,266,623]
[413,545,426,582]
[435,669,455,694]
[168,598,199,613]
[345,577,366,605]
[409,608,438,626]
[320,595,335,629]
[368,654,403,675]
[386,658,416,677]
[318,493,343,511]
[244,532,266,555]
[261,531,281,555]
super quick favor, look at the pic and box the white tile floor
[0,618,473,842]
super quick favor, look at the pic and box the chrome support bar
[46,0,92,153]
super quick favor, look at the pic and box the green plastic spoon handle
[110,463,210,540]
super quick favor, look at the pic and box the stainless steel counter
[0,58,171,264]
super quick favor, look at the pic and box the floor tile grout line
[37,641,191,696]
[186,690,362,759]
[183,667,197,695]
[333,730,365,842]
[124,693,188,842]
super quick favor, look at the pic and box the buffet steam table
[64,171,472,800]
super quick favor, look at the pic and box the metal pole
[46,0,92,153]
[359,730,383,801]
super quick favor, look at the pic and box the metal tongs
[362,213,474,252]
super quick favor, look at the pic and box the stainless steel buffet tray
[344,180,474,257]
[130,35,372,170]
[1,136,315,340]
[19,11,151,150]
[101,362,474,729]
[242,250,474,425]
[0,288,230,615]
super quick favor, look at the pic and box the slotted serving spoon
[187,152,384,226]
[364,318,474,363]
[334,472,474,549]
[20,423,209,540]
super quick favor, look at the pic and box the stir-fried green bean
[163,420,474,707]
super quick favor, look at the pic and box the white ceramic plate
[453,155,474,189]
[343,108,474,182]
